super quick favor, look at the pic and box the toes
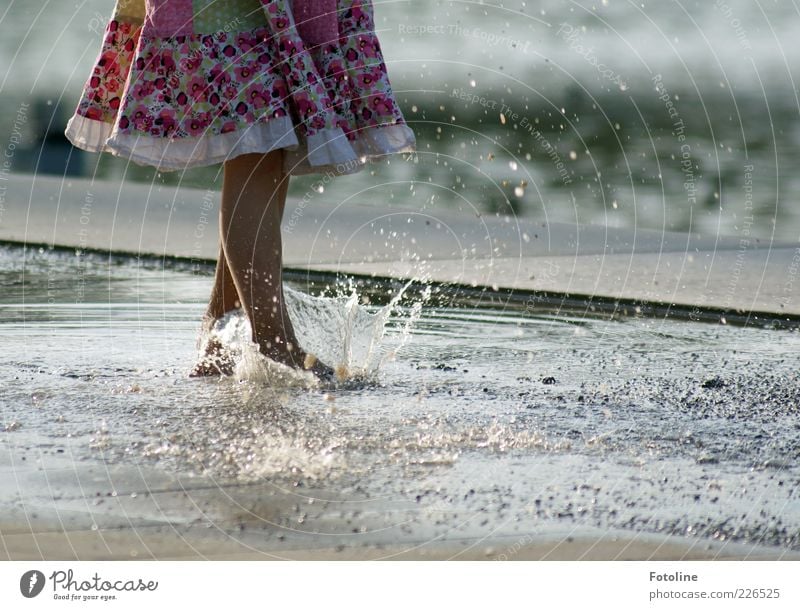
[189,363,219,377]
[310,361,336,382]
[191,338,235,377]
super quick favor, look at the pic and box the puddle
[1,243,798,551]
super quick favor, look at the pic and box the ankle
[202,305,241,329]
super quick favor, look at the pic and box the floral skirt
[64,0,415,175]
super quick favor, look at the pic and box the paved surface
[1,454,794,561]
[3,172,800,561]
[2,172,799,318]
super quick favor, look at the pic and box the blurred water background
[1,0,799,240]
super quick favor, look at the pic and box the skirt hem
[65,113,416,176]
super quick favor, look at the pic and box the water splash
[288,278,430,378]
[197,279,431,386]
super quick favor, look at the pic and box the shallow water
[1,243,799,553]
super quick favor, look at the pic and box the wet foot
[303,354,337,383]
[259,343,336,382]
[190,336,235,377]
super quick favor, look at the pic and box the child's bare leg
[203,244,241,327]
[189,245,240,377]
[218,150,331,376]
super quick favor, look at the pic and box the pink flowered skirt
[64,0,416,175]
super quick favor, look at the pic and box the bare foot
[258,341,335,382]
[190,314,235,377]
[305,357,336,382]
[190,336,235,377]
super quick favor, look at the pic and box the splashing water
[5,245,800,552]
[199,279,431,386]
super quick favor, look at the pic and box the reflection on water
[1,244,799,550]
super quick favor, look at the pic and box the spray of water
[196,279,431,387]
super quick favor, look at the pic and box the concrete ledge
[2,172,798,317]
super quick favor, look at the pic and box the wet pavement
[1,244,798,559]
[5,173,800,320]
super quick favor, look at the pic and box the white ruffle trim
[65,113,300,171]
[65,114,416,176]
[64,114,114,154]
[308,128,358,166]
[353,123,417,158]
[284,123,417,176]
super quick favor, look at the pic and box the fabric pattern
[65,0,415,174]
[293,0,339,47]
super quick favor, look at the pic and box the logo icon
[20,570,45,598]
